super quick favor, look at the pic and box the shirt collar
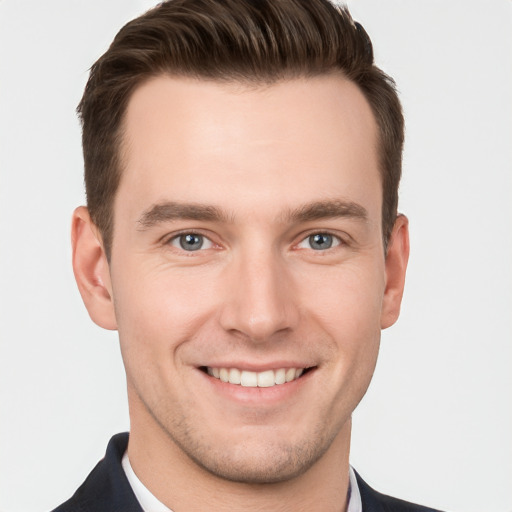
[122,450,172,512]
[122,451,363,512]
[347,465,363,512]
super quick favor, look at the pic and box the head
[72,0,409,492]
[78,0,404,259]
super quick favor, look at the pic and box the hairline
[102,70,389,259]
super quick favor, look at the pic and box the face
[75,74,408,484]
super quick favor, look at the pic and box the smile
[203,367,310,387]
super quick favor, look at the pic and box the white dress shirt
[122,451,362,512]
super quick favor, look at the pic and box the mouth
[199,366,314,388]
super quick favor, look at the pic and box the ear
[71,206,117,330]
[381,214,410,329]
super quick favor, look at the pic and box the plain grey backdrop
[1,1,511,511]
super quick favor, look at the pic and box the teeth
[257,370,275,388]
[229,368,241,384]
[219,368,229,383]
[285,368,296,382]
[206,366,307,387]
[275,368,286,385]
[241,371,257,387]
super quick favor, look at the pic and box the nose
[218,248,299,343]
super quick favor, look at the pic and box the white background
[0,1,511,511]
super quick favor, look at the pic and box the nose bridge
[219,242,298,341]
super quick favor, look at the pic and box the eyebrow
[137,201,230,229]
[136,199,368,230]
[283,199,368,224]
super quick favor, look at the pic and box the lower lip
[197,368,315,406]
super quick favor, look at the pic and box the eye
[297,233,341,251]
[169,233,214,252]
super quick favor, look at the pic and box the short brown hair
[78,0,404,258]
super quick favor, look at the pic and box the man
[54,0,442,510]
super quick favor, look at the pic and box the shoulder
[51,433,142,512]
[355,470,446,512]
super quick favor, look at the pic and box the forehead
[117,74,380,222]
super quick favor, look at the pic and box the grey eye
[308,233,334,250]
[169,233,214,252]
[296,233,341,251]
[178,234,204,251]
[307,233,339,251]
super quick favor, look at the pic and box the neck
[127,400,352,512]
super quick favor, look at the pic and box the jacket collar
[54,432,441,512]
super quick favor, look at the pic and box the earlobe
[381,214,410,329]
[71,206,117,330]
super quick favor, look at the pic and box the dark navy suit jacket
[52,433,444,512]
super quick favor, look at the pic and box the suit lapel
[52,432,143,512]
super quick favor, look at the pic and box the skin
[72,74,409,511]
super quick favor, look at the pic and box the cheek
[112,265,220,354]
[298,262,384,381]
[299,260,385,332]
[111,270,218,404]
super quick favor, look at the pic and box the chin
[173,426,335,484]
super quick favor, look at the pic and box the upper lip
[200,362,315,371]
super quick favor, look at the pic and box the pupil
[310,233,332,250]
[180,234,203,251]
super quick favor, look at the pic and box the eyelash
[295,231,344,251]
[163,230,346,253]
[164,231,216,252]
